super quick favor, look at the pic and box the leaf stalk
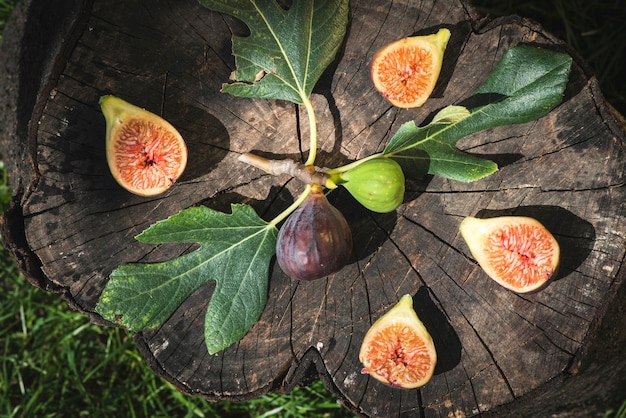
[325,153,386,175]
[269,185,312,227]
[303,97,318,166]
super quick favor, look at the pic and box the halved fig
[100,95,188,196]
[370,28,450,108]
[276,185,352,280]
[459,216,560,293]
[359,294,437,389]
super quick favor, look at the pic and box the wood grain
[1,0,624,416]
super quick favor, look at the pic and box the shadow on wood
[0,0,624,416]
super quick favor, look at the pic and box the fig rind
[101,95,188,196]
[337,158,405,213]
[370,28,450,108]
[359,294,437,389]
[459,216,560,293]
[276,186,352,281]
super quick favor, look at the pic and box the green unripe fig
[339,158,405,213]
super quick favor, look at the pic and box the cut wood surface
[1,0,625,416]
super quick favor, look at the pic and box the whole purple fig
[276,186,353,280]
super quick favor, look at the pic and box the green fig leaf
[384,45,572,182]
[430,105,471,124]
[198,0,349,104]
[96,204,278,355]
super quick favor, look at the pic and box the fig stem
[238,153,330,185]
[326,152,386,176]
[302,97,318,167]
[269,184,312,227]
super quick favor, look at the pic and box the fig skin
[359,294,437,389]
[370,28,450,108]
[276,185,352,281]
[100,95,188,196]
[336,157,405,213]
[459,216,560,293]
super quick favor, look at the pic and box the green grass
[0,0,16,41]
[607,401,626,418]
[0,244,354,418]
[1,0,625,417]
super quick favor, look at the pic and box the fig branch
[238,94,322,225]
[238,152,334,227]
[238,152,332,187]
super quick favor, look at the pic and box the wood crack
[459,309,516,398]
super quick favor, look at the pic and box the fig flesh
[276,185,352,280]
[359,294,437,389]
[336,157,405,213]
[370,28,450,108]
[100,95,188,196]
[459,216,560,293]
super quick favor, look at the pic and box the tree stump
[1,0,625,416]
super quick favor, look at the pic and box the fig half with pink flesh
[370,28,450,108]
[359,294,437,389]
[460,216,560,293]
[101,95,187,196]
